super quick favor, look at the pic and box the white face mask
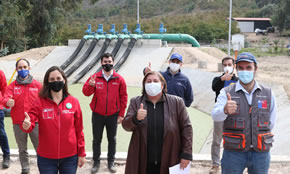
[223,66,233,74]
[169,63,180,72]
[145,82,162,96]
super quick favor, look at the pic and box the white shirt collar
[235,80,261,95]
[102,70,113,81]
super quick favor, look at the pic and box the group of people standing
[0,51,275,174]
[0,52,194,174]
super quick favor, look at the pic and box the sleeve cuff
[180,153,192,161]
[132,114,142,125]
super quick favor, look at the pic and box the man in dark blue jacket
[145,53,193,107]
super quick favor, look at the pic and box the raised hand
[221,71,233,81]
[89,75,96,87]
[144,62,152,74]
[22,112,31,130]
[137,103,147,121]
[224,93,238,115]
[6,96,15,108]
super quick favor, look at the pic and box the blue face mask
[17,69,30,79]
[238,70,254,84]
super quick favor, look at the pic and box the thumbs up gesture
[224,93,238,115]
[137,103,147,121]
[22,112,31,130]
[7,96,15,108]
[144,62,152,74]
[89,75,96,87]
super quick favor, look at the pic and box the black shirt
[146,96,164,164]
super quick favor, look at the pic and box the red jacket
[2,79,42,124]
[82,70,128,117]
[0,70,7,110]
[25,95,86,159]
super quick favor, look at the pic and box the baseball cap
[170,53,183,62]
[236,52,257,64]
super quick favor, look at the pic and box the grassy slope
[4,85,212,153]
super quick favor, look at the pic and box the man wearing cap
[144,53,193,107]
[211,52,276,174]
[209,56,238,174]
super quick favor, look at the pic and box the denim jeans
[221,149,270,174]
[37,155,78,174]
[92,112,118,164]
[0,110,10,158]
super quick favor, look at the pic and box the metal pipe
[228,0,232,55]
[142,33,200,47]
[137,0,140,24]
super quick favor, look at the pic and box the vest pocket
[223,133,246,151]
[224,117,245,130]
[257,133,273,151]
[258,113,270,131]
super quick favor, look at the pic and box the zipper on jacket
[153,103,157,164]
[105,81,109,115]
[249,105,253,148]
[57,104,61,159]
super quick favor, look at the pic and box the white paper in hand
[169,162,191,174]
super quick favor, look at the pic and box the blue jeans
[221,149,270,174]
[0,110,10,158]
[37,155,78,174]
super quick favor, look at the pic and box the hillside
[79,0,279,19]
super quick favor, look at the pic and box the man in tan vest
[211,52,277,174]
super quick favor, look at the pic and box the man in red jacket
[83,53,128,174]
[2,59,41,174]
[0,70,10,169]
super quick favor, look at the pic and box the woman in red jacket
[22,66,86,174]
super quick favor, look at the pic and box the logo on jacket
[14,87,22,94]
[29,87,38,91]
[42,108,54,119]
[258,100,267,109]
[112,82,119,85]
[96,82,103,89]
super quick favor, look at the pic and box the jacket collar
[96,69,118,79]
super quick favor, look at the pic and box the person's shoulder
[165,93,183,103]
[66,95,80,103]
[130,95,142,102]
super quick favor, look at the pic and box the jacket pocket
[224,117,245,130]
[257,133,273,151]
[223,133,246,151]
[257,112,270,131]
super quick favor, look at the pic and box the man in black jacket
[209,56,238,174]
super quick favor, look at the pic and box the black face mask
[48,81,64,92]
[102,64,113,72]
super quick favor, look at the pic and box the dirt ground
[1,157,290,174]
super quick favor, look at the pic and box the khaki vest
[223,83,274,152]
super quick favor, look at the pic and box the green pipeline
[142,34,200,47]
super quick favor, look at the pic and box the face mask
[48,81,64,92]
[102,64,113,72]
[17,69,29,79]
[145,82,162,96]
[223,66,233,74]
[169,63,180,72]
[238,70,254,84]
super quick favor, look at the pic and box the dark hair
[101,53,114,62]
[142,71,167,95]
[222,56,235,65]
[16,59,30,68]
[39,66,70,98]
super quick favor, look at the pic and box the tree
[0,1,27,53]
[272,0,290,33]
